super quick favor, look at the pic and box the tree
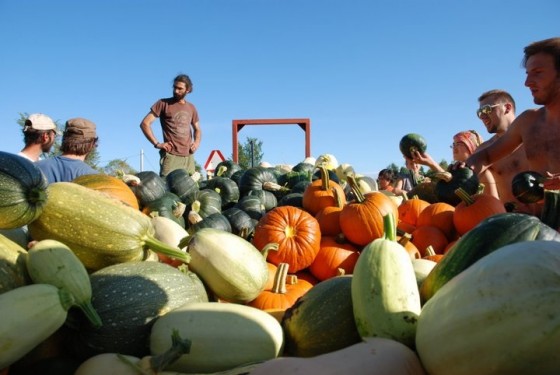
[234,137,264,169]
[101,159,138,176]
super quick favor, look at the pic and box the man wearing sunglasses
[465,37,560,211]
[475,90,535,213]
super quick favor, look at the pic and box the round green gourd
[166,168,199,206]
[511,170,545,204]
[0,151,48,229]
[399,133,428,159]
[435,166,479,206]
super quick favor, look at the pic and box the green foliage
[234,137,264,169]
[101,159,137,175]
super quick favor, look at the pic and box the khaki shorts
[159,151,195,177]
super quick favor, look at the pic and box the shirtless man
[466,38,560,209]
[475,90,535,213]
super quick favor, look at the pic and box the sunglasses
[476,104,500,118]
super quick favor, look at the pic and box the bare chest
[522,120,560,173]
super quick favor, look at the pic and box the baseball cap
[24,113,60,134]
[64,118,97,139]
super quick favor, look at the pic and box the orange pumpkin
[302,166,346,216]
[398,196,430,227]
[339,177,398,246]
[416,202,456,240]
[72,173,140,210]
[315,205,343,236]
[397,233,421,260]
[423,245,444,263]
[411,225,449,255]
[252,206,322,272]
[248,263,313,311]
[309,236,360,281]
[453,188,507,235]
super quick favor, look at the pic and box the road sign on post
[204,149,226,174]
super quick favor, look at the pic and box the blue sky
[1,0,558,177]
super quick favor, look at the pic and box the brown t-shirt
[151,98,199,156]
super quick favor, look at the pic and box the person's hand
[156,141,173,152]
[190,143,198,154]
[543,171,560,190]
[449,161,470,171]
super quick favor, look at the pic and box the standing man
[140,74,202,177]
[19,113,59,161]
[475,89,534,213]
[466,37,560,195]
[36,118,98,183]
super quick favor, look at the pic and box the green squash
[282,276,361,357]
[0,151,48,229]
[278,192,304,208]
[142,192,186,228]
[128,171,168,208]
[420,212,560,303]
[540,190,560,230]
[238,167,278,196]
[0,233,30,294]
[235,195,266,221]
[399,133,428,159]
[222,207,256,239]
[189,188,222,219]
[214,160,242,178]
[248,189,278,211]
[166,168,199,207]
[511,170,545,204]
[188,212,232,233]
[435,166,479,206]
[202,176,240,210]
[65,261,208,359]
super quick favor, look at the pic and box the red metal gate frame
[231,118,311,163]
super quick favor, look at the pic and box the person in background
[140,74,202,177]
[377,169,396,192]
[393,158,426,196]
[18,113,59,162]
[476,89,535,213]
[466,38,560,197]
[35,118,98,183]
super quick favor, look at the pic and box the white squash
[416,240,560,375]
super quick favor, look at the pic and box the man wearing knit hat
[18,113,59,161]
[36,118,99,183]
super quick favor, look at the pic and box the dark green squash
[511,171,545,204]
[238,167,279,196]
[235,195,266,221]
[435,167,479,206]
[312,168,340,184]
[214,160,242,178]
[540,190,560,230]
[420,212,560,304]
[248,189,278,211]
[202,177,240,210]
[0,151,48,229]
[64,261,208,359]
[188,189,222,219]
[290,180,312,194]
[278,192,304,208]
[282,276,361,357]
[128,171,168,208]
[230,169,245,187]
[291,162,315,174]
[188,212,232,233]
[141,192,186,228]
[399,133,428,159]
[222,207,256,239]
[166,168,199,207]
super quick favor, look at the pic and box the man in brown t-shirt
[140,74,202,176]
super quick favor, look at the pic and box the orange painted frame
[231,118,311,163]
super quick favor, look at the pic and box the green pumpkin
[399,133,428,159]
[511,170,544,204]
[166,168,199,206]
[203,177,240,210]
[189,189,222,219]
[222,207,255,239]
[247,189,278,211]
[128,171,168,208]
[278,192,304,208]
[142,192,186,228]
[235,196,266,221]
[435,167,479,206]
[214,160,242,178]
[189,212,232,233]
[238,167,278,196]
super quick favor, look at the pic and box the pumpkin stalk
[319,166,330,191]
[347,175,365,203]
[454,188,474,206]
[143,236,190,264]
[271,263,290,294]
[260,243,279,258]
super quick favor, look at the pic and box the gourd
[235,195,266,220]
[150,216,189,266]
[150,302,284,373]
[452,188,506,235]
[25,239,102,328]
[180,228,270,303]
[282,275,361,357]
[126,171,168,208]
[222,207,256,239]
[420,212,560,303]
[189,188,222,219]
[351,214,421,348]
[540,189,560,230]
[511,170,544,203]
[27,182,189,271]
[165,168,199,207]
[0,151,48,229]
[202,176,240,209]
[0,233,30,294]
[250,338,427,375]
[302,166,346,216]
[65,261,208,358]
[72,173,139,210]
[142,192,186,228]
[238,166,279,196]
[214,160,243,178]
[248,189,278,211]
[435,166,479,206]
[0,284,75,369]
[399,133,428,159]
[187,211,232,233]
[416,240,560,375]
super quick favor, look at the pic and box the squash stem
[382,214,397,242]
[454,188,474,206]
[260,243,279,259]
[144,235,191,264]
[149,329,192,372]
[78,302,103,329]
[58,288,76,311]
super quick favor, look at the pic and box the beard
[534,77,560,105]
[173,92,187,101]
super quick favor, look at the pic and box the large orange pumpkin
[309,236,360,281]
[302,166,346,216]
[252,206,321,272]
[453,188,507,235]
[411,225,449,255]
[72,173,139,210]
[315,205,343,236]
[398,196,430,227]
[416,202,455,240]
[339,177,398,246]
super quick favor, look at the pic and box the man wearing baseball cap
[18,113,59,161]
[36,117,99,183]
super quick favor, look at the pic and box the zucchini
[0,151,48,229]
[27,182,189,271]
[25,239,102,328]
[351,214,421,348]
[0,284,74,369]
[65,261,208,359]
[0,233,30,294]
[150,302,284,373]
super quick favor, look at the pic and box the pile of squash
[1,150,560,375]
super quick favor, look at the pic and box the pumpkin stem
[382,213,397,242]
[454,188,474,206]
[319,166,330,191]
[188,210,203,225]
[260,243,279,258]
[172,201,187,218]
[144,235,191,264]
[398,232,413,247]
[347,175,365,203]
[271,263,289,294]
[191,200,201,214]
[424,245,436,257]
[336,267,346,276]
[216,165,228,177]
[263,181,290,193]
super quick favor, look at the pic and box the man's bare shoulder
[511,107,544,129]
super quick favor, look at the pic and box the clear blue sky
[1,0,558,177]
